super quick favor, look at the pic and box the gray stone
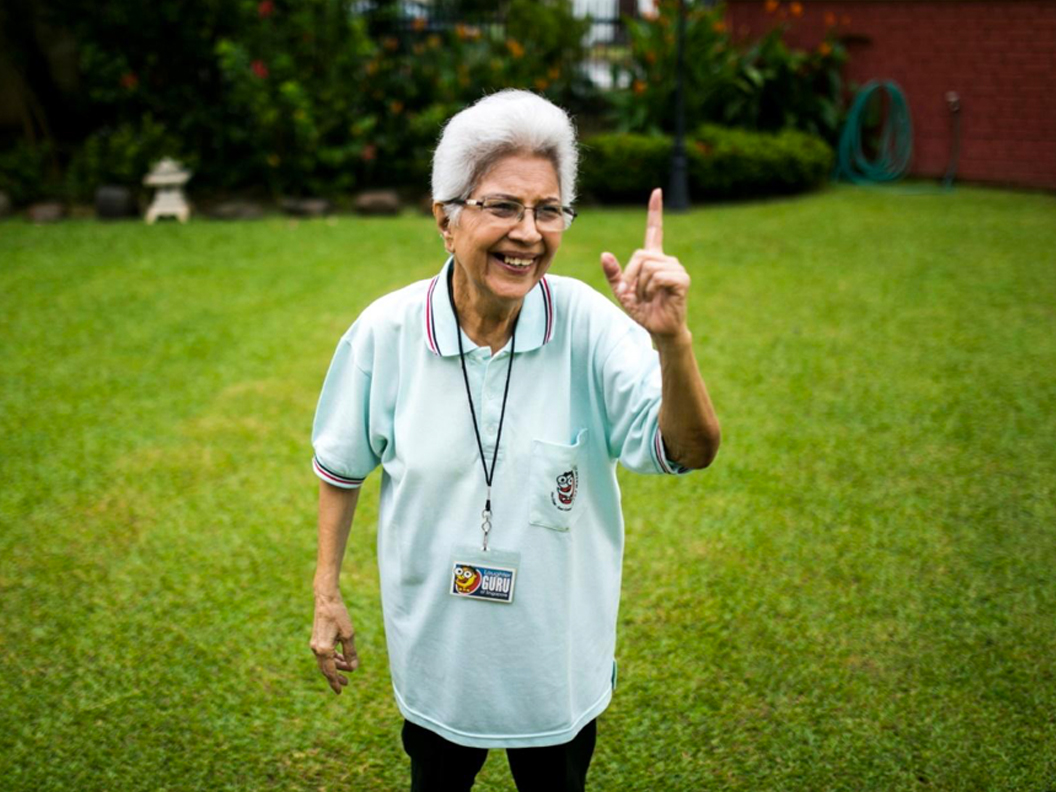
[0,191,11,218]
[280,197,331,217]
[95,185,138,219]
[27,202,64,224]
[354,189,401,216]
[208,200,265,221]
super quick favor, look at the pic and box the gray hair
[431,89,578,224]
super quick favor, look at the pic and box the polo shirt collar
[423,256,555,357]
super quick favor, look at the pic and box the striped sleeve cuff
[653,427,692,475]
[312,455,366,488]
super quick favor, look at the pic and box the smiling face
[435,152,564,317]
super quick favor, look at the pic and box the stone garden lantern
[143,158,192,224]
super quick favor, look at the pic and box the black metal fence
[366,0,639,91]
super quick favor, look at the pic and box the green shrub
[32,0,595,197]
[580,125,833,203]
[64,115,193,202]
[354,0,594,189]
[689,124,833,199]
[611,1,848,144]
[579,133,670,203]
[0,141,61,206]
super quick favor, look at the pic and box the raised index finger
[644,187,663,252]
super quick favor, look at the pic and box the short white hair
[432,89,578,224]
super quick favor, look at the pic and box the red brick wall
[726,0,1056,190]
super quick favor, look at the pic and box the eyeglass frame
[440,196,578,230]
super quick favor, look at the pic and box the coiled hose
[834,80,913,184]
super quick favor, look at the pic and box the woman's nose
[508,210,543,242]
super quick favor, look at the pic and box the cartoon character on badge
[454,564,482,594]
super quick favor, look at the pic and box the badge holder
[449,544,520,604]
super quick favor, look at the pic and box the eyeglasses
[444,197,577,231]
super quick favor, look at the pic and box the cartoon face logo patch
[551,467,578,512]
[453,565,482,595]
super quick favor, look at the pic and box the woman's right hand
[310,593,359,694]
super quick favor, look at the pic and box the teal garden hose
[834,80,914,184]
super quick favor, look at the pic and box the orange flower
[713,20,726,33]
[824,11,837,26]
[765,0,779,13]
[645,50,657,64]
[412,43,424,55]
[547,66,561,80]
[390,100,404,114]
[633,79,647,95]
[534,78,549,91]
[818,42,832,56]
[366,60,378,76]
[790,2,803,17]
[383,36,398,51]
[427,34,440,48]
[507,39,525,58]
[455,23,468,40]
[412,17,426,31]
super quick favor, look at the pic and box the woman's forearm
[655,330,721,470]
[314,481,361,598]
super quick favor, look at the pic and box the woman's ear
[432,203,455,253]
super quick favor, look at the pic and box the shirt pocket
[528,428,588,532]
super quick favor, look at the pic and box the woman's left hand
[600,188,691,341]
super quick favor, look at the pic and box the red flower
[251,59,269,79]
[258,0,274,18]
[362,144,377,162]
[120,72,139,90]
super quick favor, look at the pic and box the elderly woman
[309,90,720,791]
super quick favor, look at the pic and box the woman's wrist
[313,576,342,600]
[652,327,693,355]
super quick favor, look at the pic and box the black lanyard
[447,264,517,551]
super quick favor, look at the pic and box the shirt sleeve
[597,320,694,477]
[311,321,383,489]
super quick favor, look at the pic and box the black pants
[401,718,597,792]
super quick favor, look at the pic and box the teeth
[500,255,534,268]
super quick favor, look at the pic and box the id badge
[449,545,519,604]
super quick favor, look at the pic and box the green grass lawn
[2,185,1055,791]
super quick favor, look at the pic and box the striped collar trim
[424,256,555,357]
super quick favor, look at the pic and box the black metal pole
[667,0,690,211]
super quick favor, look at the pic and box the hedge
[579,125,834,204]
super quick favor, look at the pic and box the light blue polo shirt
[312,256,692,749]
